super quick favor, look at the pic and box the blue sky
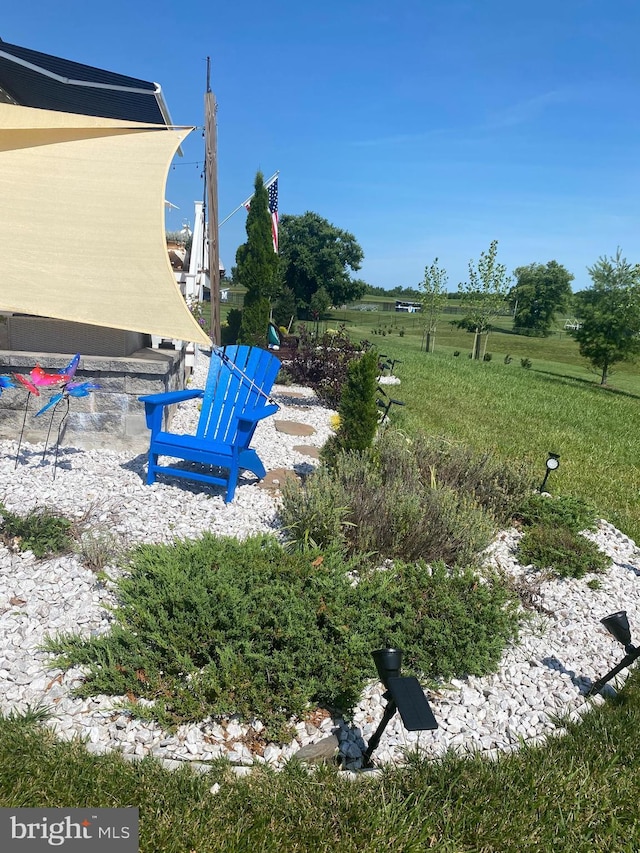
[3,0,640,291]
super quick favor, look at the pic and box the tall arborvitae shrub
[236,171,279,347]
[321,348,379,466]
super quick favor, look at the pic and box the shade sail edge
[0,105,210,347]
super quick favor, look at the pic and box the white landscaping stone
[0,346,638,772]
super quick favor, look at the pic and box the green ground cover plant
[514,493,600,532]
[517,524,610,579]
[2,671,640,851]
[514,493,609,578]
[0,502,73,558]
[44,532,518,739]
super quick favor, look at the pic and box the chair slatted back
[196,346,280,446]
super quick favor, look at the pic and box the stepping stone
[274,420,316,436]
[258,468,300,491]
[293,444,320,459]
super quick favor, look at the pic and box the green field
[305,305,640,543]
[221,298,640,539]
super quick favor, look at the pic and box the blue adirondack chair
[138,345,281,502]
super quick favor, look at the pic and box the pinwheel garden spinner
[10,354,100,476]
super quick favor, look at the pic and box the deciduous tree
[572,248,640,385]
[458,240,511,360]
[511,261,574,336]
[419,257,448,353]
[278,212,365,314]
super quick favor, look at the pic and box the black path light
[377,354,390,375]
[587,611,640,696]
[539,452,560,493]
[376,386,405,422]
[363,648,438,767]
[386,357,403,376]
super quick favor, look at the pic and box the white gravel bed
[0,346,638,773]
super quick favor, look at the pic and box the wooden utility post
[204,58,220,346]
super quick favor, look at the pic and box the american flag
[268,177,279,253]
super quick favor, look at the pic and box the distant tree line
[228,173,640,383]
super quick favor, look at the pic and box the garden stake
[14,391,31,469]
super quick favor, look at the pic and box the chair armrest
[139,389,204,434]
[236,404,279,425]
[139,389,204,407]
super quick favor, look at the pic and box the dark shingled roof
[0,38,173,126]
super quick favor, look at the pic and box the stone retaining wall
[0,348,185,452]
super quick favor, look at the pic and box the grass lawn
[321,310,640,542]
[2,674,640,852]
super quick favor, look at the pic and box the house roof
[0,37,173,126]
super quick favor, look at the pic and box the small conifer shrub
[321,349,379,466]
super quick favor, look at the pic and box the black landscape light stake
[587,611,640,696]
[376,387,405,422]
[378,355,389,376]
[363,648,438,767]
[539,452,560,493]
[386,358,403,376]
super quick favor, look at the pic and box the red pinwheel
[13,372,40,395]
[13,354,81,397]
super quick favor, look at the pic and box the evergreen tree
[573,249,640,385]
[272,285,297,330]
[236,171,280,346]
[321,349,379,466]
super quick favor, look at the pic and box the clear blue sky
[3,1,640,292]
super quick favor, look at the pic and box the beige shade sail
[0,102,210,345]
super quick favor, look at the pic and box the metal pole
[539,468,551,493]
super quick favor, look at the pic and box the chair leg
[147,452,158,485]
[225,461,240,503]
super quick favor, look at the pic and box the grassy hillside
[366,340,640,543]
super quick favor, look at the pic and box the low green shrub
[0,503,72,558]
[520,357,532,369]
[517,524,609,579]
[44,534,519,738]
[45,535,368,740]
[355,560,520,681]
[514,493,599,533]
